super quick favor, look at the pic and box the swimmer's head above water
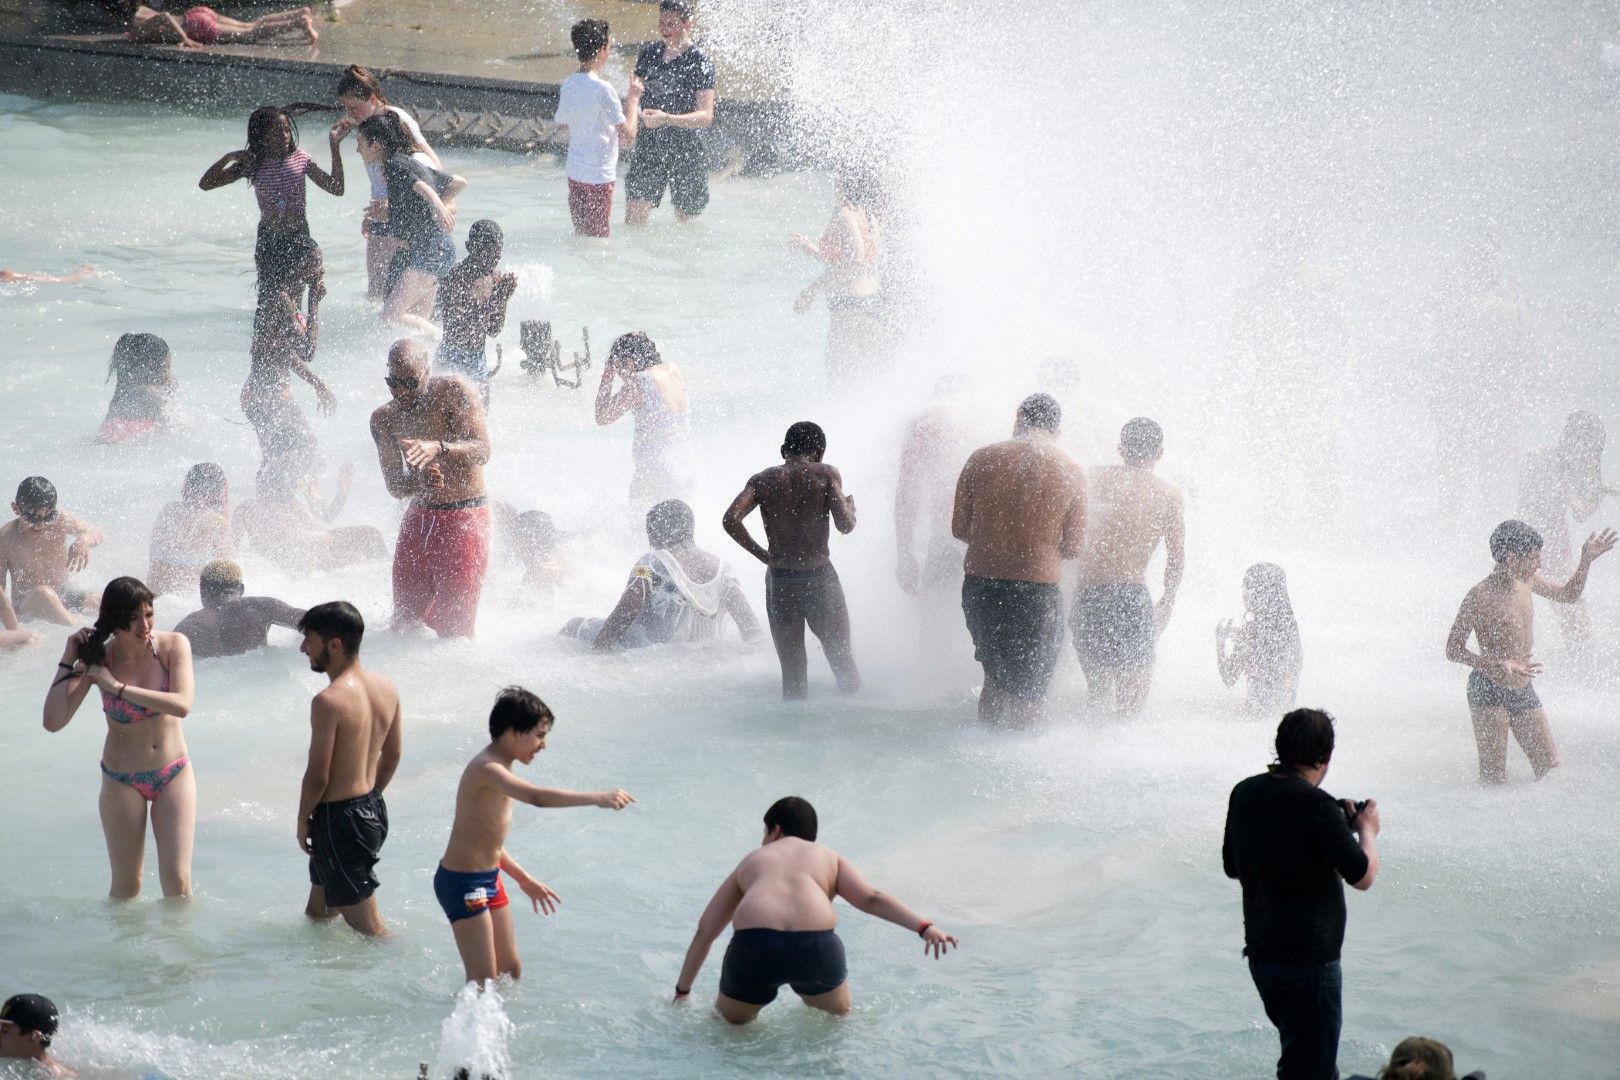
[489,686,554,761]
[465,220,504,273]
[385,340,431,405]
[181,462,228,508]
[608,331,662,372]
[781,420,826,462]
[0,993,58,1061]
[199,559,244,609]
[298,600,364,672]
[763,795,817,843]
[1489,519,1543,577]
[77,576,156,669]
[108,332,172,386]
[12,475,57,525]
[1014,393,1061,436]
[646,499,694,548]
[1120,416,1163,467]
[1559,410,1605,455]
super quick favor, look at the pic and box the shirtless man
[296,601,401,936]
[1518,411,1617,647]
[1445,520,1615,783]
[148,462,235,596]
[0,477,103,626]
[1072,418,1185,713]
[234,460,386,577]
[0,993,71,1077]
[370,340,493,638]
[952,394,1086,725]
[434,687,633,986]
[174,560,305,659]
[435,220,517,406]
[723,421,860,698]
[673,796,958,1025]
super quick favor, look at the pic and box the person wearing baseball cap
[0,992,70,1074]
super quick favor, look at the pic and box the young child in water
[1215,563,1303,715]
[434,687,634,987]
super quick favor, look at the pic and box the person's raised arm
[827,467,857,534]
[62,511,103,573]
[722,481,769,565]
[833,853,958,957]
[1058,469,1088,560]
[594,358,638,425]
[43,629,96,732]
[479,761,635,810]
[0,586,19,633]
[305,119,348,197]
[198,150,251,190]
[590,576,649,652]
[485,274,518,336]
[674,869,745,997]
[82,633,194,721]
[296,695,338,854]
[371,409,417,500]
[1155,491,1185,631]
[1533,528,1617,603]
[374,696,403,796]
[951,461,974,543]
[260,599,306,631]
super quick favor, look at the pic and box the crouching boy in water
[673,796,958,1025]
[1445,519,1615,783]
[436,687,635,986]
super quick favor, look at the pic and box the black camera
[1342,799,1369,823]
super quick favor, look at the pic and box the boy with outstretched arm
[435,686,634,986]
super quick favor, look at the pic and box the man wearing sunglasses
[0,476,103,626]
[369,340,492,638]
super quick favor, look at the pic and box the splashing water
[431,984,514,1080]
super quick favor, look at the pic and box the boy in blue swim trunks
[672,796,959,1025]
[435,686,634,986]
[1446,519,1615,783]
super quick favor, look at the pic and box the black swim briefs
[308,789,388,908]
[765,564,850,635]
[1466,669,1542,712]
[961,574,1065,700]
[718,928,847,1006]
[1071,583,1156,669]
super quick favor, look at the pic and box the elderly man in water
[370,340,492,638]
[0,476,103,626]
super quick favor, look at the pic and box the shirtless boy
[673,796,958,1025]
[174,560,305,659]
[723,422,860,698]
[0,993,70,1077]
[296,602,401,936]
[1445,520,1615,783]
[435,687,634,986]
[435,220,517,405]
[0,477,103,625]
[370,340,493,638]
[1072,418,1185,713]
[952,395,1086,725]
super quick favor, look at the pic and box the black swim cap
[0,994,58,1038]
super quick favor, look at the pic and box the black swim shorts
[624,129,709,216]
[718,928,847,1006]
[765,564,850,636]
[1466,669,1542,712]
[308,790,388,908]
[961,574,1065,700]
[1071,583,1156,669]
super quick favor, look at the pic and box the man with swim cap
[1071,417,1184,714]
[174,560,305,659]
[952,394,1086,725]
[672,796,958,1025]
[297,601,401,936]
[370,340,493,638]
[1445,518,1615,783]
[0,993,70,1076]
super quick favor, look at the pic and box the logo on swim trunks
[463,887,494,912]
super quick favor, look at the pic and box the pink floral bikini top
[101,652,172,725]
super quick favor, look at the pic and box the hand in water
[519,877,560,915]
[1581,527,1617,563]
[921,924,959,959]
[596,789,636,810]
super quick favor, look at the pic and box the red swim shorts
[183,6,219,44]
[392,500,491,638]
[567,179,614,239]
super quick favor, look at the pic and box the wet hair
[76,577,155,670]
[199,559,244,607]
[489,685,554,741]
[1489,519,1543,562]
[1378,1036,1457,1080]
[572,19,610,62]
[1017,393,1061,433]
[1560,410,1605,453]
[467,219,504,260]
[1274,707,1334,771]
[646,499,695,548]
[1120,416,1164,464]
[515,510,557,555]
[107,333,172,385]
[660,0,694,20]
[836,167,882,213]
[182,462,227,504]
[15,475,56,511]
[357,110,415,157]
[334,64,387,103]
[782,420,826,458]
[608,331,662,371]
[244,106,299,181]
[297,600,364,655]
[764,796,817,841]
[1242,564,1302,701]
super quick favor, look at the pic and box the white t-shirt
[553,71,626,185]
[365,105,435,200]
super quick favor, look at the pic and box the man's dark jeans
[1248,958,1343,1080]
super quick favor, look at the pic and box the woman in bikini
[44,577,197,900]
[199,104,347,284]
[98,332,176,443]
[594,332,695,513]
[791,170,883,386]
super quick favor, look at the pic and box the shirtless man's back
[295,602,402,936]
[674,797,957,1026]
[1072,418,1185,713]
[952,395,1085,724]
[1445,520,1614,783]
[724,422,860,698]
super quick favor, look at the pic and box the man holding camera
[1222,708,1381,1080]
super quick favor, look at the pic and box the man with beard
[295,601,402,936]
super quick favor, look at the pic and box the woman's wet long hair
[106,332,172,386]
[67,577,155,674]
[1243,562,1302,678]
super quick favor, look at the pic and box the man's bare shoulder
[369,400,398,432]
[430,373,476,411]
